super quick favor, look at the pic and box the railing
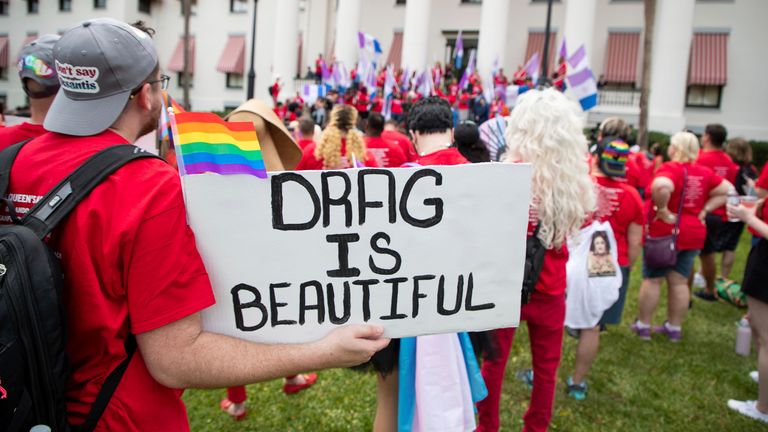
[597,88,642,108]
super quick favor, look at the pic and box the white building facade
[0,0,766,139]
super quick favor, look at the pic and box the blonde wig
[503,88,596,249]
[669,131,700,163]
[315,104,367,169]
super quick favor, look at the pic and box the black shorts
[702,215,744,254]
[743,239,768,303]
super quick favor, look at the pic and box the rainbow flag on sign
[174,112,267,178]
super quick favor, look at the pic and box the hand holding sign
[313,325,391,368]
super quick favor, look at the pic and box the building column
[333,0,360,68]
[303,0,330,76]
[648,0,695,133]
[401,0,432,73]
[273,0,300,98]
[477,0,510,80]
[562,0,597,63]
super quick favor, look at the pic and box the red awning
[603,32,640,83]
[524,31,556,66]
[168,36,195,73]
[18,33,38,57]
[688,33,728,85]
[386,31,403,70]
[0,36,8,68]
[216,35,245,74]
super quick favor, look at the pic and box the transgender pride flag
[566,45,598,110]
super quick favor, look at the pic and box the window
[230,0,247,13]
[60,0,72,11]
[181,0,198,15]
[177,72,194,88]
[686,85,722,108]
[0,66,7,81]
[0,0,9,15]
[226,73,244,89]
[395,0,406,4]
[460,0,482,3]
[94,0,107,9]
[138,0,151,14]
[28,0,39,14]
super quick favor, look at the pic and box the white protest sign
[184,163,532,343]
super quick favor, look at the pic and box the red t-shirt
[647,161,724,250]
[751,165,768,236]
[382,129,417,163]
[591,176,644,266]
[0,122,48,150]
[696,149,738,220]
[2,131,215,431]
[297,138,315,150]
[391,99,403,115]
[296,139,378,170]
[526,204,569,297]
[625,151,655,192]
[414,147,466,166]
[364,136,407,168]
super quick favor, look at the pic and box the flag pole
[246,0,259,99]
[538,0,554,87]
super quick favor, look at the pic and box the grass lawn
[184,233,764,431]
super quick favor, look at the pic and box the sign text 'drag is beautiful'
[183,163,532,343]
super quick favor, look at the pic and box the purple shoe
[653,322,682,342]
[630,321,651,340]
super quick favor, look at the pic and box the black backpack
[521,223,546,305]
[0,142,160,432]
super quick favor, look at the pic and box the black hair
[454,121,490,163]
[408,96,453,135]
[366,112,385,136]
[705,123,727,148]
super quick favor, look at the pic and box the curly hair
[502,88,596,249]
[315,104,367,169]
[669,131,699,163]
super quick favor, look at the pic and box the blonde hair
[503,88,596,249]
[315,105,366,169]
[726,137,752,165]
[599,116,631,141]
[669,131,700,163]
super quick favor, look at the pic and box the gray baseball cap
[17,34,61,95]
[45,18,158,136]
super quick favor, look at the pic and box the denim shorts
[642,249,700,279]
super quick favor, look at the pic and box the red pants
[477,291,566,432]
[226,375,299,403]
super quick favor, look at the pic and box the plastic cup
[740,195,758,208]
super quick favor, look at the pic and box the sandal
[283,373,318,395]
[219,398,247,421]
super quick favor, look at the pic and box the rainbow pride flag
[174,112,267,178]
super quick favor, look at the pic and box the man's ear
[136,83,153,110]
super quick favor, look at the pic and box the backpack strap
[0,140,32,198]
[22,145,161,239]
[72,336,137,432]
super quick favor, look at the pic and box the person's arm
[728,201,768,238]
[627,222,643,266]
[699,179,732,222]
[650,176,676,224]
[137,313,390,390]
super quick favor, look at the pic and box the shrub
[750,140,768,170]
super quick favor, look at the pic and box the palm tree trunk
[637,0,656,149]
[182,0,191,110]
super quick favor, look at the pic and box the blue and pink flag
[357,32,382,55]
[523,52,540,84]
[565,44,598,110]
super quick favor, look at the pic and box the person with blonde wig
[477,88,596,432]
[632,132,731,342]
[296,104,376,170]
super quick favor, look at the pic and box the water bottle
[735,318,751,356]
[727,188,740,222]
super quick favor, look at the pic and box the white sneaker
[693,272,706,288]
[750,371,759,383]
[727,400,768,423]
